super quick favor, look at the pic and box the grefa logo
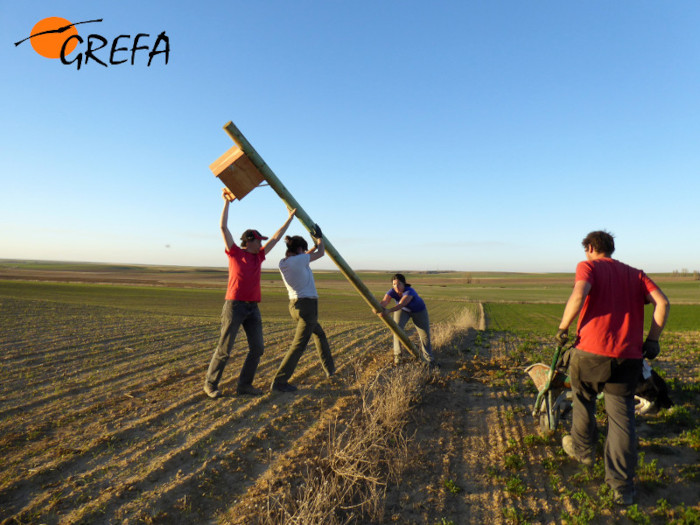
[14,17,170,70]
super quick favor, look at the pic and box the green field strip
[484,302,700,334]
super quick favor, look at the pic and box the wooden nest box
[210,145,264,200]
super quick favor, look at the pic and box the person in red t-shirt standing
[204,189,296,398]
[556,231,669,506]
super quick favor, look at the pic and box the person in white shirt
[271,225,335,392]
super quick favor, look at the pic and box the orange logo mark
[29,17,79,59]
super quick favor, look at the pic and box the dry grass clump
[261,364,430,525]
[432,304,484,350]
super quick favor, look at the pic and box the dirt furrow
[379,328,570,524]
[0,320,302,420]
[0,322,381,466]
[0,325,387,523]
[59,387,341,523]
[2,325,220,393]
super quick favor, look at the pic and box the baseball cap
[241,229,268,242]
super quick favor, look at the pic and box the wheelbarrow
[525,345,573,434]
[527,345,674,434]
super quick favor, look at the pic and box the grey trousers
[272,298,335,385]
[205,300,264,389]
[393,308,434,363]
[569,348,642,495]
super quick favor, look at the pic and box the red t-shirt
[224,245,266,302]
[575,258,658,359]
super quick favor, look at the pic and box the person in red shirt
[556,230,669,506]
[204,189,296,398]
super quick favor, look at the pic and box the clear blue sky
[2,1,699,273]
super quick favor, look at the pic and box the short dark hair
[284,235,308,254]
[392,273,411,287]
[581,230,615,256]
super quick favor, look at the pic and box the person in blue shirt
[378,273,436,366]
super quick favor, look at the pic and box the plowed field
[1,266,698,524]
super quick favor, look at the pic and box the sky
[2,1,699,273]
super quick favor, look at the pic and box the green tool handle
[532,344,563,417]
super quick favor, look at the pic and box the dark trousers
[205,300,264,388]
[272,298,334,385]
[569,348,642,494]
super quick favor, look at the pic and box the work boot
[203,383,221,399]
[612,487,636,506]
[271,382,298,393]
[562,435,594,466]
[236,383,263,396]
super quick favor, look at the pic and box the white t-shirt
[279,253,318,299]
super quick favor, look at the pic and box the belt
[232,300,257,305]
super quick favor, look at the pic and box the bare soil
[226,328,700,524]
[1,268,698,524]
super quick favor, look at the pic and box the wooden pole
[222,121,421,360]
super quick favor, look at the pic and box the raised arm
[220,190,235,250]
[263,208,296,254]
[307,228,325,262]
